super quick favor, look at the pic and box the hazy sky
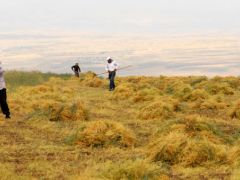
[0,0,240,76]
[0,0,240,34]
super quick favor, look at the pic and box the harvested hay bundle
[82,159,167,180]
[124,76,145,84]
[112,83,136,100]
[12,77,85,117]
[224,77,240,90]
[30,85,54,94]
[226,146,240,164]
[230,101,240,120]
[83,77,104,87]
[81,72,104,88]
[165,81,192,98]
[148,132,188,165]
[191,98,227,117]
[196,80,235,95]
[179,140,227,167]
[183,89,209,102]
[77,120,136,148]
[148,132,228,167]
[206,82,235,95]
[182,115,223,143]
[48,99,88,121]
[132,87,159,103]
[139,100,177,120]
[198,98,226,111]
[188,76,208,86]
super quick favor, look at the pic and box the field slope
[1,71,240,179]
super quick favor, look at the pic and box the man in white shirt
[0,62,10,119]
[105,57,119,91]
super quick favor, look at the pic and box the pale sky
[0,0,240,76]
[0,0,240,34]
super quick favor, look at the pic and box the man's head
[107,57,112,64]
[75,63,79,66]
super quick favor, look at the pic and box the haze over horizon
[0,0,240,76]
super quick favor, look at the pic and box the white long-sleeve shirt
[0,66,6,90]
[105,61,119,72]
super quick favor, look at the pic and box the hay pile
[148,132,229,167]
[206,82,235,95]
[197,98,226,111]
[138,100,177,120]
[10,77,88,121]
[81,72,104,88]
[183,89,209,102]
[112,83,136,100]
[165,81,193,98]
[48,99,88,121]
[190,98,227,118]
[82,160,167,180]
[230,101,240,120]
[196,80,235,95]
[77,120,136,147]
[132,87,159,103]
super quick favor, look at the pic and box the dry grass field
[1,71,240,179]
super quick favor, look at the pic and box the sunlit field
[1,71,240,179]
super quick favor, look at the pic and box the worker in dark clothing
[105,57,119,91]
[0,62,10,119]
[71,63,81,77]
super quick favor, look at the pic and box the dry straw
[77,120,136,148]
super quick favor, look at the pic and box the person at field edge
[71,63,81,77]
[105,57,119,91]
[0,62,10,119]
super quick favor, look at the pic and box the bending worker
[105,57,119,91]
[0,62,10,119]
[71,63,81,77]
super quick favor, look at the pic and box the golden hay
[148,132,228,167]
[190,98,227,117]
[112,83,136,100]
[80,72,104,88]
[206,82,235,95]
[10,74,92,122]
[183,89,209,102]
[30,85,54,94]
[138,100,176,120]
[77,120,136,147]
[132,87,159,103]
[5,71,240,179]
[230,101,240,120]
[48,99,88,121]
[165,81,193,97]
[83,160,167,180]
[198,98,226,111]
[226,146,240,165]
[148,132,188,165]
[85,77,104,88]
[181,115,224,144]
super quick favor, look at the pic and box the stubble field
[1,71,240,179]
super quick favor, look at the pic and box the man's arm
[114,62,119,71]
[0,67,4,75]
[105,64,109,72]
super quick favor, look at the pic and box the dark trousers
[109,71,116,90]
[74,72,80,77]
[0,89,10,116]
